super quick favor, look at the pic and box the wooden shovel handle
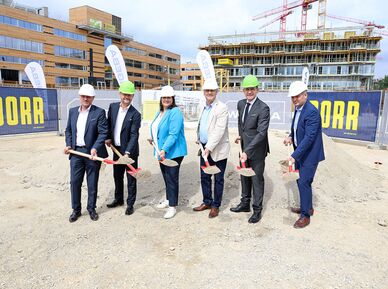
[110,144,122,157]
[110,145,137,172]
[152,141,166,161]
[69,149,104,162]
[199,143,209,162]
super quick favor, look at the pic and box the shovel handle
[287,144,295,171]
[151,140,166,161]
[199,143,209,163]
[110,145,137,173]
[69,149,104,162]
[110,144,123,157]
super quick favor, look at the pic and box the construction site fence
[0,87,387,147]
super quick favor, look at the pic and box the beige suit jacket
[197,99,230,162]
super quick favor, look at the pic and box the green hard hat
[242,75,260,88]
[119,80,135,94]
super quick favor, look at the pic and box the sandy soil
[0,126,387,289]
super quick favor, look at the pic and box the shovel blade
[236,167,256,177]
[201,165,221,175]
[282,172,299,182]
[160,159,178,167]
[116,155,135,165]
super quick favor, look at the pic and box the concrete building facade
[201,30,381,91]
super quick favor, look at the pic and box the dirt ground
[0,126,387,289]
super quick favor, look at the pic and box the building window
[123,46,146,55]
[55,63,86,70]
[124,58,143,69]
[55,76,85,86]
[54,46,86,59]
[0,55,43,65]
[0,15,42,32]
[53,29,86,41]
[0,35,43,53]
[148,53,162,59]
[104,37,112,48]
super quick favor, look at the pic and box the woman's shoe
[164,206,177,219]
[156,199,169,209]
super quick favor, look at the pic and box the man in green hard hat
[230,75,270,224]
[105,80,141,216]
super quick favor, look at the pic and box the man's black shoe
[107,199,124,208]
[89,210,99,221]
[248,211,262,224]
[230,203,250,213]
[69,211,81,223]
[125,206,134,215]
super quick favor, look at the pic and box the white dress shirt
[76,106,91,146]
[241,97,258,122]
[114,104,130,146]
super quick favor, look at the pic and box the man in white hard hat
[64,84,108,223]
[193,79,230,218]
[284,81,325,229]
[105,81,141,216]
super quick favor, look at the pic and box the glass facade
[0,35,43,53]
[53,29,86,41]
[54,46,86,59]
[0,55,43,65]
[55,76,86,86]
[0,15,42,32]
[123,46,146,55]
[55,63,86,70]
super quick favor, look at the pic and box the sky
[18,0,388,78]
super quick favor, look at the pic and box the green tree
[374,76,388,90]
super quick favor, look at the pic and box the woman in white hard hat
[149,85,187,219]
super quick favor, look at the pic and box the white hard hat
[78,84,95,97]
[159,85,175,98]
[202,79,219,90]
[288,81,307,97]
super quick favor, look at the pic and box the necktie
[243,102,251,125]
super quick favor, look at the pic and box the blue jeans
[159,156,184,207]
[200,155,227,208]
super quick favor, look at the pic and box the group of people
[64,74,325,229]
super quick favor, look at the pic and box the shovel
[69,149,116,164]
[151,141,178,167]
[110,145,151,179]
[282,144,299,182]
[199,143,221,175]
[235,142,256,177]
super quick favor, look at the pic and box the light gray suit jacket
[197,99,230,162]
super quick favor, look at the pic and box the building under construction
[200,0,384,91]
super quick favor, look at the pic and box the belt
[76,146,87,149]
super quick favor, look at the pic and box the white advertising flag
[196,50,216,81]
[24,62,46,88]
[105,44,128,85]
[302,66,310,86]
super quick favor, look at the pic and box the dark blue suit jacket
[107,102,141,157]
[291,100,325,167]
[65,105,108,158]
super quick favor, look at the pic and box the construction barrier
[376,91,388,146]
[57,89,141,135]
[0,87,58,135]
[309,91,381,142]
[1,87,386,148]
